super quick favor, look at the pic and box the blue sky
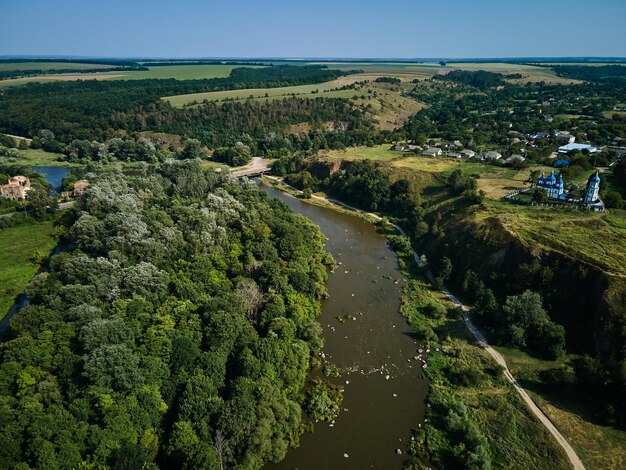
[1,0,625,58]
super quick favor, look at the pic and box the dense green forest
[0,65,351,142]
[0,161,335,469]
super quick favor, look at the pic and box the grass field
[164,77,359,107]
[0,64,264,88]
[0,148,73,167]
[320,145,400,162]
[478,202,626,277]
[107,64,264,80]
[0,222,57,315]
[304,61,575,84]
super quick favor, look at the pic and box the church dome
[590,172,600,182]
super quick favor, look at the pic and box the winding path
[265,176,586,470]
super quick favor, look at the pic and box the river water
[260,184,428,469]
[33,166,69,193]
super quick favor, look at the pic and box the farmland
[0,63,265,88]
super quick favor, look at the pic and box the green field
[0,64,265,88]
[0,222,57,315]
[320,145,401,162]
[107,64,264,80]
[164,80,353,107]
[478,202,626,277]
[0,148,73,167]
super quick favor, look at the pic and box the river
[33,166,69,193]
[260,183,428,469]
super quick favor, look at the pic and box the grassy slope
[494,346,626,469]
[474,201,626,277]
[0,221,57,315]
[399,280,569,469]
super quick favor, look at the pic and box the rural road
[265,176,586,470]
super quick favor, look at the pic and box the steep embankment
[416,202,626,359]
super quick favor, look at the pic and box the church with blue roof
[536,171,566,200]
[532,171,604,211]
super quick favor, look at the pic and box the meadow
[0,64,265,88]
[0,221,57,315]
[478,201,626,276]
[0,148,73,167]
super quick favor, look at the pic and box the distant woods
[0,65,352,142]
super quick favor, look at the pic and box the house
[449,152,463,159]
[483,150,502,160]
[504,154,525,165]
[554,159,570,168]
[423,147,442,157]
[406,144,420,152]
[461,149,476,158]
[61,180,90,199]
[530,131,551,140]
[556,131,575,144]
[558,143,598,154]
[393,144,405,152]
[451,140,463,149]
[0,176,31,200]
[73,180,90,196]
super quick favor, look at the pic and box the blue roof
[555,159,570,167]
[591,172,600,182]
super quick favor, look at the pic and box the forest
[0,65,351,143]
[0,161,336,469]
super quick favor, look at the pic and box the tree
[83,344,144,392]
[27,184,55,220]
[434,257,453,289]
[181,139,207,160]
[532,187,548,203]
[603,191,623,209]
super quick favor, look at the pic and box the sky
[1,0,625,59]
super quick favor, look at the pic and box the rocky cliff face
[419,213,626,359]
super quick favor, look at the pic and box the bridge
[231,157,272,178]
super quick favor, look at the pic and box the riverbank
[262,176,579,469]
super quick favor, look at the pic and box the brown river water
[260,183,428,469]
